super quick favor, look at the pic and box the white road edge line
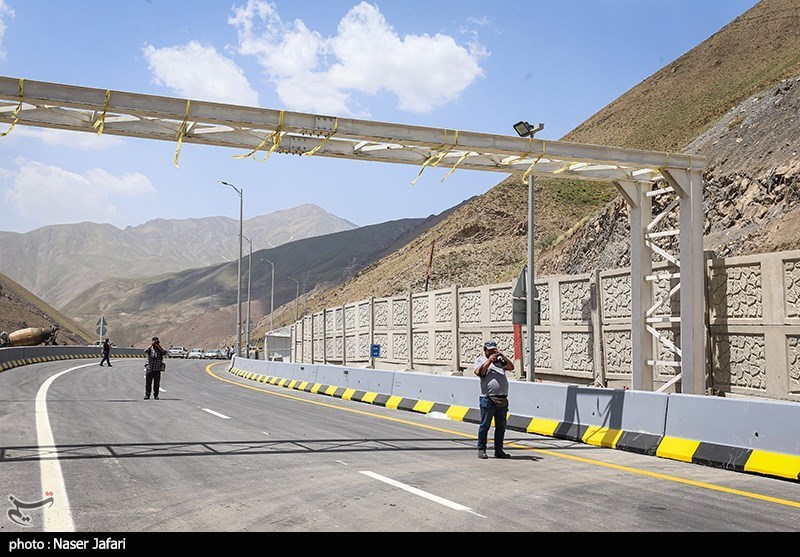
[359,471,486,518]
[201,408,231,419]
[36,364,100,532]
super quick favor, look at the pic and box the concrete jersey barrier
[227,356,800,482]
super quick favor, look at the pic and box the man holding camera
[474,339,514,459]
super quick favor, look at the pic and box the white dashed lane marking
[201,408,231,419]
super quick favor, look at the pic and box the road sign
[96,316,107,337]
[371,344,381,358]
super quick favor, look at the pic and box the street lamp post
[513,121,544,382]
[289,276,300,323]
[219,181,243,358]
[264,259,275,360]
[289,276,300,362]
[243,235,253,358]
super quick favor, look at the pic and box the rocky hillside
[256,0,800,331]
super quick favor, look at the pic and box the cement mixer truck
[0,326,59,347]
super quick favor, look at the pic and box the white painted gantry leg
[616,169,705,394]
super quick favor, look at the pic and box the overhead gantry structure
[0,76,706,394]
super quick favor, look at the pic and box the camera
[494,354,507,368]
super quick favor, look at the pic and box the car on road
[187,348,205,359]
[168,346,188,358]
[203,349,223,359]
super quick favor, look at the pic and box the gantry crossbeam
[0,76,707,394]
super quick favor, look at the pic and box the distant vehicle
[203,349,223,359]
[168,346,188,358]
[0,326,59,348]
[187,348,205,359]
[89,340,103,347]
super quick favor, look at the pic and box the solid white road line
[201,408,231,419]
[359,471,485,518]
[36,364,99,532]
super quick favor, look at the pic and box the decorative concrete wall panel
[490,288,512,322]
[605,330,632,374]
[435,293,453,323]
[435,331,453,361]
[413,332,429,360]
[602,274,631,319]
[710,264,763,319]
[358,334,370,358]
[459,291,482,323]
[358,303,370,328]
[346,335,357,359]
[712,333,766,391]
[375,301,389,328]
[563,332,593,372]
[788,336,800,392]
[786,260,800,319]
[460,332,483,366]
[393,299,408,327]
[560,280,592,323]
[374,333,388,357]
[345,306,356,331]
[413,297,429,324]
[538,283,551,324]
[393,333,408,361]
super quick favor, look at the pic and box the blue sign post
[370,344,381,358]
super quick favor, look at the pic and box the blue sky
[0,0,759,238]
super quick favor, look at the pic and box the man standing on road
[99,338,112,367]
[144,337,167,400]
[474,339,514,459]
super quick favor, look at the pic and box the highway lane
[1,357,799,533]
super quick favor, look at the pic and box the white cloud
[0,0,15,60]
[229,0,486,115]
[143,41,260,106]
[3,161,155,227]
[13,127,124,150]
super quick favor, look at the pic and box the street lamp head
[513,121,545,138]
[219,180,242,196]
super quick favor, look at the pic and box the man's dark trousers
[145,368,161,398]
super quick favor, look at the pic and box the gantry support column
[616,180,654,391]
[664,168,706,395]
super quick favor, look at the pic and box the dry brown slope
[0,272,93,344]
[563,0,800,152]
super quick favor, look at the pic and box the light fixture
[513,121,545,138]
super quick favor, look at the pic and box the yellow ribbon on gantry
[411,129,459,186]
[0,78,24,138]
[234,110,285,163]
[93,90,111,135]
[173,99,192,168]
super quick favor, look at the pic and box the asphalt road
[1,356,799,534]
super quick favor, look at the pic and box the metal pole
[220,181,243,358]
[265,259,274,360]
[527,173,536,382]
[244,236,252,358]
[290,276,300,324]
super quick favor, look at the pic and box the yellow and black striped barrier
[227,365,800,482]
